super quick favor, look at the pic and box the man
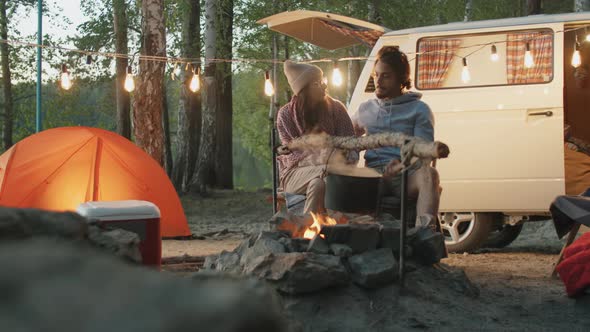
[276,60,356,215]
[352,46,440,229]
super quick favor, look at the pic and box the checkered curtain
[417,39,462,89]
[506,32,553,84]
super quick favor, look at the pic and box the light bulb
[60,64,72,90]
[572,42,582,68]
[189,70,200,92]
[264,71,274,96]
[461,58,471,84]
[524,43,534,68]
[124,66,135,92]
[332,63,343,87]
[586,34,590,42]
[174,64,181,76]
[490,45,499,62]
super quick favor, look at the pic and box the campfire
[302,212,339,239]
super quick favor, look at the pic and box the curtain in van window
[417,39,462,88]
[506,32,553,84]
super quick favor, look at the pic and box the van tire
[439,212,495,253]
[483,223,524,248]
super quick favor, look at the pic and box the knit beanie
[283,60,323,95]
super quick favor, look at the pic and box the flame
[303,212,337,239]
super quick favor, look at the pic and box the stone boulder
[348,248,398,288]
[244,252,350,294]
[0,239,287,332]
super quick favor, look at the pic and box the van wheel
[483,223,524,248]
[439,212,495,253]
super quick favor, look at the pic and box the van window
[415,29,554,89]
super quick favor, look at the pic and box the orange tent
[0,127,191,237]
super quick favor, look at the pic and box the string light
[524,42,535,68]
[461,58,471,84]
[490,44,499,62]
[264,71,274,96]
[331,61,343,86]
[124,65,135,92]
[2,24,588,95]
[189,66,200,92]
[60,64,72,90]
[572,36,582,68]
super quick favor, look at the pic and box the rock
[240,233,286,266]
[330,243,352,257]
[0,239,287,332]
[256,231,291,242]
[244,252,350,294]
[320,224,350,244]
[233,233,257,257]
[348,248,398,288]
[87,226,142,263]
[410,227,447,265]
[203,254,218,270]
[212,250,241,273]
[347,223,380,254]
[307,235,330,254]
[271,212,309,237]
[0,207,88,240]
[279,237,310,253]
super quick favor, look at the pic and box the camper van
[259,11,590,252]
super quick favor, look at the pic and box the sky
[16,0,86,41]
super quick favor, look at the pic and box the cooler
[76,200,161,267]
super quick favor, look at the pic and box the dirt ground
[163,190,590,331]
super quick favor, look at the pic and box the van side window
[415,29,554,89]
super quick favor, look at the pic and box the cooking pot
[324,173,382,213]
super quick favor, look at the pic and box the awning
[257,10,388,50]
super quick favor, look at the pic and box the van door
[257,10,388,50]
[412,24,565,213]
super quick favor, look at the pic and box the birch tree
[133,0,166,165]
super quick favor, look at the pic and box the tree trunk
[113,0,131,139]
[133,0,166,165]
[162,89,173,175]
[190,0,217,194]
[0,0,14,150]
[213,0,234,189]
[172,0,202,191]
[527,0,542,15]
[464,0,473,22]
[574,0,590,11]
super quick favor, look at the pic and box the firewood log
[278,132,450,160]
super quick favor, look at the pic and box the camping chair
[550,187,590,278]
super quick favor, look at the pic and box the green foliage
[3,0,581,186]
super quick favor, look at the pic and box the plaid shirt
[276,96,355,181]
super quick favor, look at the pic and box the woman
[276,60,355,215]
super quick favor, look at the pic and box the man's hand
[383,159,403,178]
